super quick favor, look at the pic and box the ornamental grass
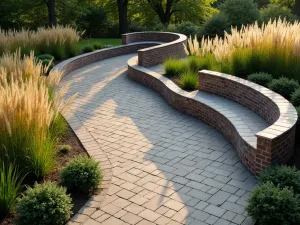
[185,18,300,80]
[0,26,80,59]
[0,50,76,179]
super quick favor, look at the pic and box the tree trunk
[147,0,173,26]
[47,0,56,26]
[293,0,300,17]
[117,0,129,36]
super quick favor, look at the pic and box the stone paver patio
[62,54,258,225]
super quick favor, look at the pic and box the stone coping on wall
[127,57,298,174]
[122,32,187,67]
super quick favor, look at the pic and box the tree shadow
[61,53,256,224]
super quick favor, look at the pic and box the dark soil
[0,124,90,225]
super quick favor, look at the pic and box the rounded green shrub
[178,72,199,91]
[36,54,55,61]
[220,0,260,28]
[291,89,300,107]
[167,22,200,37]
[258,165,300,194]
[164,59,188,76]
[268,77,300,100]
[60,156,102,193]
[82,46,94,53]
[248,72,273,87]
[58,145,72,154]
[15,182,72,225]
[260,4,297,23]
[200,13,230,38]
[93,42,103,50]
[246,182,300,225]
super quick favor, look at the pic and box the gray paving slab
[61,54,259,225]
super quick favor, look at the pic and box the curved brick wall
[199,70,298,173]
[127,58,298,174]
[54,42,160,77]
[122,32,187,67]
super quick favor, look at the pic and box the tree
[293,0,300,16]
[46,0,56,26]
[145,0,216,26]
[117,0,129,35]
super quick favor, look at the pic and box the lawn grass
[77,38,121,50]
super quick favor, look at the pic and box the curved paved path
[62,54,256,225]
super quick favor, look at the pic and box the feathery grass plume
[185,35,201,57]
[0,51,76,179]
[198,18,300,79]
[0,26,80,58]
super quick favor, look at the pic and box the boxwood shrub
[268,77,300,100]
[248,72,273,87]
[246,182,300,225]
[60,156,102,193]
[15,182,72,225]
[258,165,300,194]
[291,89,300,107]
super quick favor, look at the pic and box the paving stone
[221,202,245,214]
[232,214,246,224]
[222,211,236,221]
[129,195,148,205]
[138,209,161,222]
[190,210,210,221]
[206,215,219,225]
[121,213,143,224]
[61,54,258,225]
[207,191,231,205]
[204,204,226,217]
[195,201,209,210]
[101,217,124,225]
[186,189,212,201]
[215,218,230,225]
[164,199,185,211]
[125,203,145,215]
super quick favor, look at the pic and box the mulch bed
[0,123,90,225]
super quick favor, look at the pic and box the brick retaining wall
[127,59,298,174]
[199,70,297,174]
[122,32,187,67]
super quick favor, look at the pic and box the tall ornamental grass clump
[186,19,300,80]
[178,72,199,91]
[164,58,188,76]
[0,163,24,219]
[0,51,76,179]
[0,26,80,59]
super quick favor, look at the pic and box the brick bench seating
[127,57,298,174]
